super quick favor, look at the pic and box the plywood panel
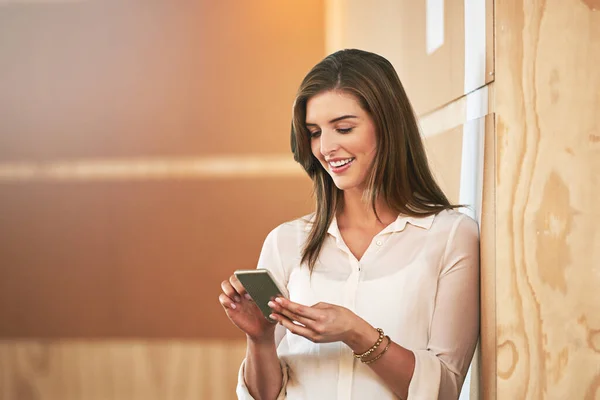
[495,0,600,398]
[0,340,247,400]
[0,177,313,339]
[327,0,463,115]
[419,84,494,138]
[327,0,494,116]
[480,114,496,400]
[423,126,464,204]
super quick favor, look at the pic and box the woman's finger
[218,293,238,310]
[274,297,321,320]
[269,300,314,327]
[229,274,249,299]
[272,314,320,342]
[221,280,241,303]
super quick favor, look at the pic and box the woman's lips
[328,158,355,174]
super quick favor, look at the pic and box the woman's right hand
[219,274,277,342]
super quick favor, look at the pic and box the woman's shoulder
[430,208,479,238]
[263,213,314,243]
[271,212,315,232]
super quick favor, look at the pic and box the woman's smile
[328,157,355,173]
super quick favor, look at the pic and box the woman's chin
[331,178,361,192]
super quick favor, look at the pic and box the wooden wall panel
[423,126,464,204]
[0,340,247,400]
[326,0,494,115]
[480,114,496,400]
[495,0,600,398]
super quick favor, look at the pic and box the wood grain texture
[0,340,247,400]
[495,0,600,398]
[480,114,496,400]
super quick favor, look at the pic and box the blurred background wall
[1,0,599,399]
[0,1,320,399]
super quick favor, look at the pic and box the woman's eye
[337,127,354,134]
[310,131,321,138]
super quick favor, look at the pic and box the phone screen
[234,269,287,321]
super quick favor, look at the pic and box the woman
[219,49,479,400]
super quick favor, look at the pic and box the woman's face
[306,90,377,192]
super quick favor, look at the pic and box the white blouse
[236,209,480,400]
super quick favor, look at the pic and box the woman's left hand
[267,297,359,343]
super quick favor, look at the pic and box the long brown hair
[291,49,458,270]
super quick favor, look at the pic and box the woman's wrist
[343,317,381,354]
[247,335,275,348]
[247,328,276,346]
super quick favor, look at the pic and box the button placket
[371,233,390,256]
[337,253,359,400]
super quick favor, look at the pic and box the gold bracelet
[353,328,384,359]
[362,335,391,365]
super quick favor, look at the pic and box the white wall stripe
[426,0,445,54]
[459,118,486,225]
[457,6,489,393]
[462,4,488,396]
[0,155,304,183]
[466,84,489,122]
[464,0,487,93]
[457,118,486,400]
[419,84,491,138]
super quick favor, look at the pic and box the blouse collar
[304,212,436,237]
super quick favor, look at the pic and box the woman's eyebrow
[305,115,358,126]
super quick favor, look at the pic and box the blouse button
[376,240,383,246]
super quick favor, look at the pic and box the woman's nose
[319,130,339,156]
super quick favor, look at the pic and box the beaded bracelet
[362,335,391,365]
[353,328,385,359]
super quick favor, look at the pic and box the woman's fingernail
[230,303,237,310]
[268,301,275,308]
[275,297,283,304]
[234,295,241,303]
[244,294,252,300]
[269,314,277,320]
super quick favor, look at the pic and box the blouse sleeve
[236,358,289,399]
[408,215,480,400]
[235,226,291,399]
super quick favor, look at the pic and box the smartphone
[234,269,287,321]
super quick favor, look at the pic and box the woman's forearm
[244,335,283,400]
[344,320,415,399]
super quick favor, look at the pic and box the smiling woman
[218,49,480,400]
[306,91,377,195]
[305,92,377,194]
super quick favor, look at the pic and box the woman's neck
[337,188,397,230]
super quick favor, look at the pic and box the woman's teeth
[329,158,354,167]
